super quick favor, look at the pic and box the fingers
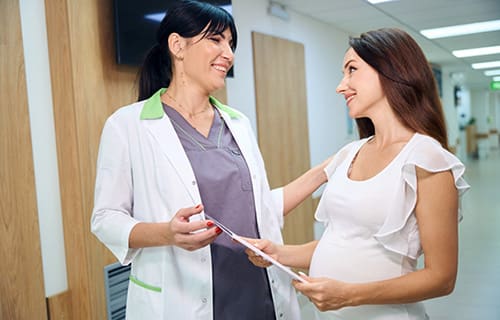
[170,205,223,250]
[172,204,216,234]
[247,251,272,268]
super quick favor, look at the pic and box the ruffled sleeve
[374,134,470,259]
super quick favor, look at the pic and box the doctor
[91,1,327,319]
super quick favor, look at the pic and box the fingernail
[207,221,214,227]
[215,227,222,234]
[195,204,201,209]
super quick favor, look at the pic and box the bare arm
[246,239,319,270]
[283,156,331,215]
[295,168,459,310]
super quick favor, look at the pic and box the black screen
[113,0,233,76]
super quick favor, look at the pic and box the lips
[344,93,355,105]
[212,63,230,73]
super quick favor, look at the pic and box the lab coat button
[202,297,207,304]
[192,180,196,185]
[279,312,284,318]
[201,257,206,262]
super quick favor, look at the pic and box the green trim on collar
[140,88,166,120]
[129,275,162,292]
[209,96,242,119]
[140,88,242,120]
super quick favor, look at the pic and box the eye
[209,36,222,43]
[348,66,357,74]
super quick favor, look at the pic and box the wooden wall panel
[252,32,315,245]
[0,0,48,319]
[45,0,136,318]
[47,291,73,320]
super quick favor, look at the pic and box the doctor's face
[182,27,234,94]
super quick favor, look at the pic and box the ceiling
[274,0,500,90]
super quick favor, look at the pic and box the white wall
[19,0,68,297]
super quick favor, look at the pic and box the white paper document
[205,214,307,283]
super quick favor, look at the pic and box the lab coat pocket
[127,273,163,318]
[126,249,164,318]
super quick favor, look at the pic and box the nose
[221,41,234,63]
[336,76,347,94]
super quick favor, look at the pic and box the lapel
[139,89,252,205]
[140,89,198,202]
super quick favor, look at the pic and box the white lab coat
[91,89,300,319]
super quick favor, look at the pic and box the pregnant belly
[309,233,407,282]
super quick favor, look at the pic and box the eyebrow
[343,59,355,70]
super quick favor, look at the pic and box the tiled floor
[301,147,500,319]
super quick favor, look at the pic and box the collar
[140,88,242,120]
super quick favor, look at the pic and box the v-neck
[163,103,224,150]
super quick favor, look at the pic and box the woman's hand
[242,238,280,268]
[166,204,221,251]
[293,275,353,311]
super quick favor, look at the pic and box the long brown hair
[349,28,448,149]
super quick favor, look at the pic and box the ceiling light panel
[484,69,500,76]
[453,45,500,58]
[420,19,500,39]
[472,61,500,69]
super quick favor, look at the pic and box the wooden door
[252,32,314,245]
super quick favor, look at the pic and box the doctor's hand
[166,204,221,251]
[242,238,279,268]
[293,275,352,311]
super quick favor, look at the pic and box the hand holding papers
[205,214,307,283]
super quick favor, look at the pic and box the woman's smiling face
[182,27,234,94]
[336,47,386,119]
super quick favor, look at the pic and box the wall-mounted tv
[113,0,233,76]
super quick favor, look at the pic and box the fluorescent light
[420,19,500,39]
[453,45,500,58]
[484,69,500,76]
[493,76,500,81]
[367,0,398,4]
[472,61,500,69]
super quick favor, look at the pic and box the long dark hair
[349,28,448,149]
[137,0,237,101]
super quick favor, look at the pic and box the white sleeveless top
[309,133,469,320]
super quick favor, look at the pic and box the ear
[168,33,186,60]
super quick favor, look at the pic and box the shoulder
[406,133,460,169]
[107,101,144,123]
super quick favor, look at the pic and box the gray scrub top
[163,104,276,320]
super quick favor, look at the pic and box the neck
[162,85,212,118]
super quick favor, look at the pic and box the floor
[301,147,500,319]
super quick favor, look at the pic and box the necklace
[165,90,211,118]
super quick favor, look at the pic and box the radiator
[104,262,131,320]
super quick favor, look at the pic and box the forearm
[277,241,318,269]
[283,163,327,215]
[129,222,170,248]
[349,267,456,306]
